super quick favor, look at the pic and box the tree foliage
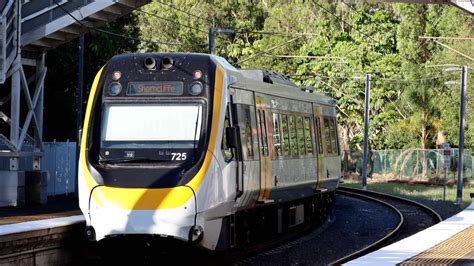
[42,1,473,152]
[44,15,140,140]
[133,1,473,151]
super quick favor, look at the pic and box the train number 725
[171,152,187,161]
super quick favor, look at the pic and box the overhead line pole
[208,28,214,54]
[456,66,467,205]
[361,74,371,190]
[208,28,236,54]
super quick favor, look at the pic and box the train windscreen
[99,103,202,162]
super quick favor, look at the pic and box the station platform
[0,196,80,225]
[0,197,85,265]
[347,196,474,265]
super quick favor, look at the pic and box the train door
[313,106,325,189]
[256,96,272,202]
[224,93,244,199]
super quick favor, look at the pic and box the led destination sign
[127,81,184,95]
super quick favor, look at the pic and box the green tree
[44,15,140,140]
[135,1,474,155]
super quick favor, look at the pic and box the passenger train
[78,53,341,250]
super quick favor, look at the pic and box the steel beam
[10,59,20,171]
[33,54,45,171]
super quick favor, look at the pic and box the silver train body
[79,53,341,250]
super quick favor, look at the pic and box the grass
[340,179,474,208]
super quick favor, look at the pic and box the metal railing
[0,142,76,196]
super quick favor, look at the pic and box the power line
[260,54,349,64]
[53,0,206,47]
[311,1,382,46]
[261,55,346,59]
[288,73,358,80]
[134,9,208,45]
[237,37,302,64]
[432,40,474,61]
[341,1,397,35]
[92,28,202,47]
[341,1,368,20]
[288,73,444,83]
[419,36,474,41]
[158,1,214,25]
[238,30,319,37]
[134,8,208,34]
[378,77,442,83]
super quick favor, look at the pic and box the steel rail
[331,189,404,265]
[339,186,443,223]
[331,186,443,265]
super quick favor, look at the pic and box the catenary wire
[158,1,214,25]
[133,8,208,34]
[53,0,207,47]
[311,1,382,46]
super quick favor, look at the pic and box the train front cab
[78,53,235,248]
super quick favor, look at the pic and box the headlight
[188,82,203,95]
[144,57,156,70]
[108,82,122,96]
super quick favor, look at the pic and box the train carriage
[78,53,340,251]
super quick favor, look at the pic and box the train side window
[289,115,298,157]
[262,110,269,156]
[304,117,313,156]
[257,110,269,156]
[272,113,282,157]
[329,118,339,155]
[296,116,305,156]
[280,114,290,157]
[315,117,323,155]
[240,105,254,160]
[257,110,263,155]
[221,106,233,161]
[324,117,332,154]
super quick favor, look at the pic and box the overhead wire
[288,73,447,85]
[133,8,208,34]
[261,54,346,59]
[341,0,398,41]
[132,8,208,48]
[157,1,214,25]
[311,0,381,46]
[52,0,207,48]
[237,37,302,64]
[237,30,319,37]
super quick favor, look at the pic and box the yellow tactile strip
[399,225,474,266]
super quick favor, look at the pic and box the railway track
[331,186,443,265]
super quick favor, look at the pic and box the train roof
[107,53,336,107]
[212,55,336,107]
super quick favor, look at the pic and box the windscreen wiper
[192,105,201,163]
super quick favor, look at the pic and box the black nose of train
[85,226,96,241]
